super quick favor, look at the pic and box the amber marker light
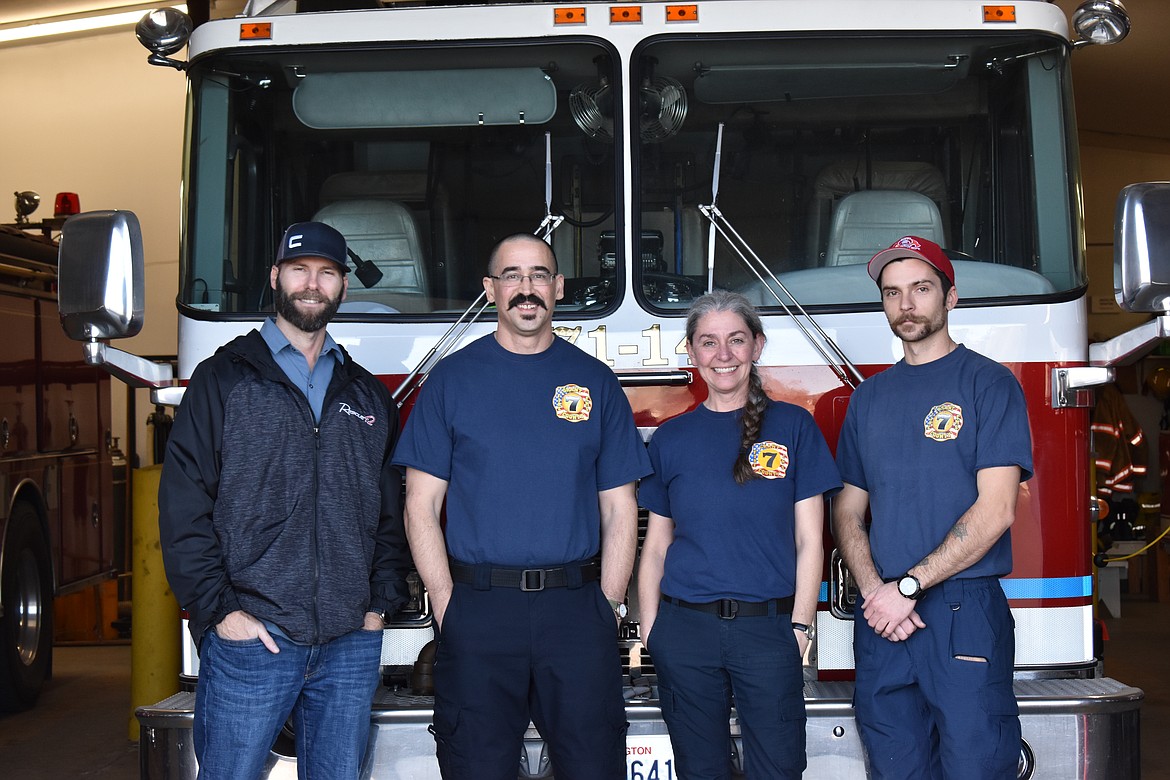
[240,22,272,40]
[983,5,1017,23]
[610,6,643,23]
[666,5,698,22]
[554,7,587,24]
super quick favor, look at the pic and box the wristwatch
[897,574,925,601]
[791,621,816,642]
[608,598,628,619]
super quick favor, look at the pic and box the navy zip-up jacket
[159,329,409,648]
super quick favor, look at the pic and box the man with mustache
[831,236,1033,779]
[158,222,410,779]
[394,233,651,779]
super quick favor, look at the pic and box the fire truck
[54,0,1165,776]
[0,192,121,712]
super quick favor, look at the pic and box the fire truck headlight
[1072,1,1130,46]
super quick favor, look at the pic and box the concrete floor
[2,596,1168,779]
[0,643,137,779]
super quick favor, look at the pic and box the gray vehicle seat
[825,189,946,268]
[313,196,429,313]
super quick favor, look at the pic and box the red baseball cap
[867,236,955,287]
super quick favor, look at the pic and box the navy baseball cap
[276,222,349,273]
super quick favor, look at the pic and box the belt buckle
[718,598,738,619]
[520,568,546,592]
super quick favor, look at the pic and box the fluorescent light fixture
[0,4,188,45]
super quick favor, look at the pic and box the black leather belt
[662,595,794,619]
[449,558,600,591]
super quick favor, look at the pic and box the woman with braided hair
[637,289,841,779]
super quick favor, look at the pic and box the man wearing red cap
[159,222,410,778]
[832,236,1034,778]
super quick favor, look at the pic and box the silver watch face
[898,576,918,598]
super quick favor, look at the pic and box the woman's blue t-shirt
[640,400,841,602]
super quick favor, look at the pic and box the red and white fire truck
[57,0,1164,776]
[0,193,122,713]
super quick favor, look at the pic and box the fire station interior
[6,0,1170,778]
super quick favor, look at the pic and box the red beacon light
[54,192,80,218]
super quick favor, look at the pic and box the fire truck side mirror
[1115,182,1170,314]
[58,210,145,342]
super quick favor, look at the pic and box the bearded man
[158,221,409,779]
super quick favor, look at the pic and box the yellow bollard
[129,464,181,741]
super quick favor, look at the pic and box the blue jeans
[193,626,383,780]
[647,598,807,780]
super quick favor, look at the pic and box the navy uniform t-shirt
[835,344,1034,580]
[639,400,841,602]
[393,333,651,566]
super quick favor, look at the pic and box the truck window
[630,32,1082,311]
[179,40,622,319]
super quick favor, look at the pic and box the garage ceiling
[1,1,1167,140]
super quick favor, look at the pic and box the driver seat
[825,190,945,268]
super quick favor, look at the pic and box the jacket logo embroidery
[337,402,376,426]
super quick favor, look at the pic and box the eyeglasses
[487,271,557,286]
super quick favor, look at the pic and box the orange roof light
[554,7,587,24]
[240,22,272,40]
[610,6,642,23]
[983,5,1016,23]
[666,5,698,22]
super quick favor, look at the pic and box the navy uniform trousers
[853,576,1020,780]
[648,597,806,780]
[430,573,627,780]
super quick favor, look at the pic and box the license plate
[626,734,677,780]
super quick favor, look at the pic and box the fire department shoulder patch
[748,440,789,479]
[923,402,964,441]
[552,384,592,422]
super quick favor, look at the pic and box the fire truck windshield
[177,31,1081,321]
[633,32,1082,312]
[180,39,621,319]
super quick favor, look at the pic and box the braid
[733,366,769,484]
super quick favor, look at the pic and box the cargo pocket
[948,598,995,667]
[429,707,467,777]
[948,593,1017,718]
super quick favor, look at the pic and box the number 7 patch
[749,440,789,479]
[553,383,593,422]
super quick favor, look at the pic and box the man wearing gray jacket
[159,222,409,779]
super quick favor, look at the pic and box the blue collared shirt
[260,317,344,424]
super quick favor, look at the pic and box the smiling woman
[686,307,765,413]
[637,289,841,779]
